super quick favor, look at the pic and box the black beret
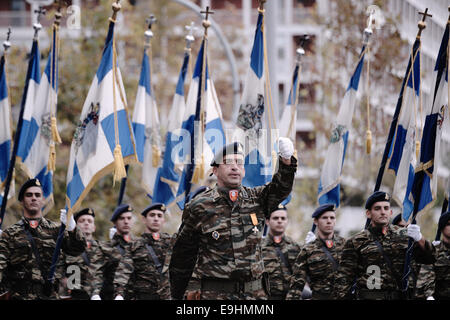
[18,178,43,201]
[111,204,133,222]
[141,203,166,217]
[210,142,244,167]
[74,208,95,222]
[187,186,209,203]
[365,191,390,210]
[438,211,450,232]
[392,213,402,226]
[268,203,288,218]
[312,203,335,218]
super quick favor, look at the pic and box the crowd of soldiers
[0,137,449,300]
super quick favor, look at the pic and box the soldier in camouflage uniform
[430,211,450,300]
[286,204,345,300]
[114,203,172,300]
[59,208,106,300]
[0,179,86,300]
[169,138,297,300]
[92,204,135,300]
[262,204,300,300]
[333,191,435,300]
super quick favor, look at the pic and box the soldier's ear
[365,210,371,219]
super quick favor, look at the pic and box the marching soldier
[286,203,345,300]
[114,203,172,300]
[60,208,104,300]
[333,191,435,300]
[169,138,297,300]
[262,204,300,300]
[92,204,135,300]
[430,211,450,300]
[0,179,86,300]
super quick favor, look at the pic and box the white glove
[426,296,435,300]
[432,240,440,247]
[305,231,316,244]
[91,295,101,300]
[60,209,76,232]
[278,137,294,160]
[109,227,117,240]
[407,224,422,242]
[114,295,124,300]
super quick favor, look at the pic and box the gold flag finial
[258,0,266,12]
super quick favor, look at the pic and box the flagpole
[0,8,45,229]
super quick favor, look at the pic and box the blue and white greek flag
[0,54,13,204]
[317,46,366,207]
[152,50,190,205]
[387,40,421,221]
[66,21,137,215]
[132,49,161,196]
[410,24,448,220]
[279,64,300,142]
[176,41,225,209]
[16,31,60,209]
[236,12,272,187]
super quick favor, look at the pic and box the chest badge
[229,190,238,202]
[29,220,39,229]
[212,231,220,240]
[250,213,259,234]
[123,235,131,243]
[152,233,160,241]
[325,240,334,249]
[274,236,282,244]
[87,241,92,250]
[382,226,388,235]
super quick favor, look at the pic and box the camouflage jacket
[262,234,300,299]
[169,156,297,299]
[0,216,86,300]
[333,224,435,299]
[114,232,172,299]
[286,234,345,300]
[60,239,104,298]
[414,263,435,299]
[93,233,133,299]
[433,241,450,299]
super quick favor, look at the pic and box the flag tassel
[113,144,127,184]
[152,144,160,167]
[51,116,62,144]
[415,140,420,160]
[48,143,56,171]
[366,130,372,154]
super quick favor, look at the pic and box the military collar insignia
[123,234,131,243]
[152,232,160,241]
[29,220,39,229]
[87,241,92,250]
[273,236,282,244]
[229,190,238,202]
[325,240,333,249]
[382,226,388,236]
[212,230,220,240]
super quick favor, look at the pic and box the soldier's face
[267,210,288,236]
[144,210,165,233]
[314,211,336,235]
[443,223,450,239]
[115,212,134,235]
[22,186,44,217]
[366,201,392,227]
[77,215,96,236]
[213,154,245,188]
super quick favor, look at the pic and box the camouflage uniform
[93,233,133,300]
[432,241,450,300]
[114,232,172,300]
[413,264,435,299]
[262,234,300,300]
[286,235,345,300]
[60,239,105,300]
[0,216,86,300]
[169,156,297,300]
[333,224,435,300]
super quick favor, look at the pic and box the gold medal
[250,213,259,234]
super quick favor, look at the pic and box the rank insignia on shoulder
[325,240,333,248]
[29,220,39,229]
[123,235,131,243]
[152,233,160,241]
[212,231,220,240]
[274,236,282,244]
[229,190,238,202]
